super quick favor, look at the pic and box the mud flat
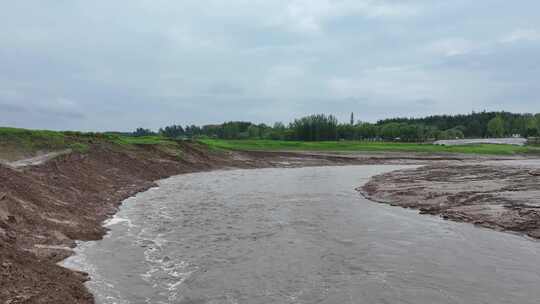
[360,158,540,239]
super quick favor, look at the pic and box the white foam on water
[167,280,183,291]
[104,214,135,228]
[135,232,195,301]
[61,242,131,304]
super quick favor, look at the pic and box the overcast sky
[1,1,540,131]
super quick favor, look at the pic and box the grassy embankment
[201,139,540,156]
[0,127,180,161]
[2,127,539,160]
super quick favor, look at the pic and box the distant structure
[350,112,354,125]
[434,138,527,146]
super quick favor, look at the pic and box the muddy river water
[63,165,540,304]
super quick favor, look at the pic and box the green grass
[0,127,177,147]
[0,127,75,152]
[0,128,182,161]
[2,126,539,160]
[109,135,177,146]
[200,139,540,156]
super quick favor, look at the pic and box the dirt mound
[360,163,540,239]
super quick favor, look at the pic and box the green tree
[487,116,505,137]
[222,123,240,139]
[257,124,271,139]
[535,114,540,136]
[379,123,402,140]
[337,123,355,140]
[133,128,154,137]
[247,125,260,138]
[159,125,184,138]
[290,114,338,141]
[269,122,286,140]
[525,116,538,137]
[355,123,378,140]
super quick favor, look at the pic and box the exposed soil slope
[360,161,540,239]
[0,142,215,303]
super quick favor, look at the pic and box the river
[63,165,540,304]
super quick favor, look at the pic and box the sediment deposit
[360,160,540,238]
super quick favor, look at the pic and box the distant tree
[524,116,538,137]
[443,128,465,140]
[269,122,286,140]
[153,111,537,143]
[400,124,424,142]
[257,124,272,139]
[379,123,402,140]
[201,125,221,138]
[247,125,260,138]
[465,119,483,137]
[375,111,532,138]
[290,114,338,141]
[355,123,378,140]
[434,126,465,140]
[487,116,505,137]
[337,123,355,140]
[159,125,185,139]
[185,125,202,138]
[425,126,440,140]
[535,114,540,136]
[222,122,240,139]
[133,128,155,137]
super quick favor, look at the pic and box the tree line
[132,111,540,142]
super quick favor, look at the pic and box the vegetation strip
[200,139,540,156]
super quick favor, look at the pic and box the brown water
[63,166,540,304]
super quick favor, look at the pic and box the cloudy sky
[1,1,540,131]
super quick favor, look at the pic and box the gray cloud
[206,83,245,96]
[0,0,539,131]
[0,103,27,113]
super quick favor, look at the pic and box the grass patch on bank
[109,135,176,146]
[0,127,177,148]
[200,139,540,156]
[0,128,181,161]
[2,126,539,161]
[0,127,78,154]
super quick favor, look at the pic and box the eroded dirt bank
[1,142,457,304]
[360,159,540,239]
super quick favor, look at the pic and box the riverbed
[63,165,540,304]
